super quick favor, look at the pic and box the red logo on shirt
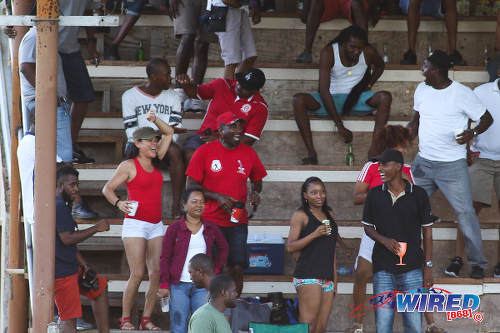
[211,160,222,172]
[241,104,252,114]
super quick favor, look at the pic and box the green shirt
[189,303,232,333]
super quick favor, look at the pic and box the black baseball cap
[235,68,266,91]
[376,149,404,164]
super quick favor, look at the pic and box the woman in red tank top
[103,110,174,331]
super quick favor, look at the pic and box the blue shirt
[55,197,79,278]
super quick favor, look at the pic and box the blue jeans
[411,154,487,268]
[170,282,208,333]
[373,269,422,333]
[27,101,73,162]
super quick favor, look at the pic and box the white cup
[454,129,463,140]
[128,201,139,216]
[161,296,169,312]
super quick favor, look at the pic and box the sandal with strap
[119,317,136,330]
[140,316,161,331]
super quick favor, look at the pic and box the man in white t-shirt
[449,66,500,279]
[122,58,187,218]
[407,50,493,279]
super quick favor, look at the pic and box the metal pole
[7,0,34,331]
[32,0,58,332]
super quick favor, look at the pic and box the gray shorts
[469,158,500,206]
[216,7,257,65]
[173,0,216,43]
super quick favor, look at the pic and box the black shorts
[218,224,248,268]
[59,51,95,103]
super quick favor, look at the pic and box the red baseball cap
[216,112,246,126]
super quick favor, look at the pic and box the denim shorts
[181,134,205,150]
[125,0,146,16]
[59,51,95,103]
[27,101,73,162]
[309,91,375,116]
[293,278,334,292]
[122,218,164,240]
[218,224,248,268]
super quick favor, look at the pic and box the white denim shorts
[355,230,375,269]
[122,218,164,240]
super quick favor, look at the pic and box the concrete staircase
[68,12,500,333]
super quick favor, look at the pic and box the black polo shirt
[362,181,433,274]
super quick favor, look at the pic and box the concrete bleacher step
[84,64,489,116]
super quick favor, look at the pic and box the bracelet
[114,198,120,207]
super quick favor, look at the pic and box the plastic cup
[161,296,169,312]
[322,219,332,235]
[454,129,463,140]
[128,201,139,216]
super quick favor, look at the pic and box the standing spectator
[407,50,493,278]
[54,165,111,333]
[188,274,237,333]
[487,13,500,82]
[287,177,338,333]
[102,111,175,330]
[400,0,465,66]
[186,112,267,296]
[347,125,444,333]
[363,149,434,333]
[296,0,370,63]
[169,0,215,113]
[293,26,391,163]
[209,0,260,80]
[59,0,99,165]
[179,68,267,164]
[189,253,216,290]
[157,188,229,333]
[122,58,186,218]
[105,0,146,60]
[446,65,500,279]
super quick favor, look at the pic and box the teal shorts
[310,91,376,116]
[293,278,334,293]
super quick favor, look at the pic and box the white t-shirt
[471,79,500,160]
[58,0,91,54]
[19,28,67,106]
[122,86,186,143]
[17,133,35,225]
[180,225,207,282]
[413,81,486,162]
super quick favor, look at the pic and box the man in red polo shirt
[179,68,268,163]
[186,112,267,296]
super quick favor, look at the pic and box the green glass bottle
[137,40,144,61]
[346,143,354,166]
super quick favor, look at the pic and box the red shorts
[320,0,367,23]
[54,267,108,321]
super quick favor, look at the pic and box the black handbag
[207,6,228,32]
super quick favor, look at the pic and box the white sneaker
[184,98,204,113]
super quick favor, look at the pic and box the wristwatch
[425,261,433,268]
[473,129,479,137]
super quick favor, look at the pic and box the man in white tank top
[293,26,392,164]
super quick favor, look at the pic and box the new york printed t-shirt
[55,197,79,278]
[196,78,268,141]
[413,81,486,162]
[186,140,267,227]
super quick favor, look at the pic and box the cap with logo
[376,149,404,164]
[235,68,266,91]
[216,112,246,127]
[133,126,161,141]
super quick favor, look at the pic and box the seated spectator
[363,149,434,333]
[122,58,186,218]
[188,274,237,333]
[448,65,500,279]
[102,113,175,330]
[59,0,100,164]
[55,166,110,333]
[208,0,260,80]
[293,26,391,163]
[105,0,147,60]
[157,188,229,333]
[487,13,500,82]
[169,0,215,113]
[401,0,465,66]
[189,253,216,290]
[179,68,268,164]
[287,177,338,333]
[296,0,372,63]
[186,113,267,296]
[347,125,445,333]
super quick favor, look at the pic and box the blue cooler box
[245,234,285,275]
